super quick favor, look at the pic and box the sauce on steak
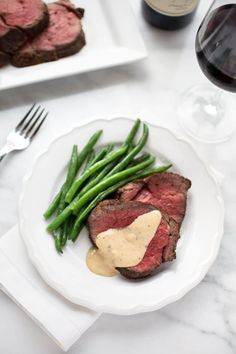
[87,173,191,279]
[88,199,179,279]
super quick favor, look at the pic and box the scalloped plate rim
[18,117,224,315]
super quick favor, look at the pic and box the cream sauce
[86,210,162,277]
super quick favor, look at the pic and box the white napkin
[0,226,100,351]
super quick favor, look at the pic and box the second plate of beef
[11,1,86,67]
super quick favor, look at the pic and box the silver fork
[0,104,48,162]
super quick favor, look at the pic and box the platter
[19,118,224,315]
[0,0,147,91]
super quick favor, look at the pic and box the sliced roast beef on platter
[0,0,49,64]
[11,1,86,67]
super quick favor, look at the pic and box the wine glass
[178,0,236,143]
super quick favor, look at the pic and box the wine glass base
[178,84,236,143]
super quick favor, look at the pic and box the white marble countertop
[0,1,235,353]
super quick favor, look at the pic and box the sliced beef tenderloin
[0,0,49,39]
[89,200,157,244]
[0,0,49,55]
[88,200,179,279]
[118,210,179,279]
[0,51,9,67]
[11,1,85,67]
[161,214,179,263]
[56,0,85,18]
[0,17,26,54]
[117,172,191,229]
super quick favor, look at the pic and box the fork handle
[0,146,12,162]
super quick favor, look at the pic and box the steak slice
[0,51,9,67]
[0,17,26,54]
[117,172,191,229]
[88,200,179,279]
[0,0,49,54]
[11,1,86,67]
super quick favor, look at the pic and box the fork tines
[16,104,48,140]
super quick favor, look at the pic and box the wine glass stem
[201,88,224,126]
[178,83,236,143]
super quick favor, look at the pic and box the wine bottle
[142,0,199,31]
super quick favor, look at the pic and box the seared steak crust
[0,50,9,67]
[22,3,49,39]
[0,17,26,54]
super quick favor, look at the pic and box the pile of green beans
[44,119,172,253]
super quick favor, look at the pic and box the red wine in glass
[196,4,236,93]
[178,1,236,143]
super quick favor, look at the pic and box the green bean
[124,118,141,145]
[76,130,103,171]
[85,145,114,184]
[82,150,95,173]
[91,144,114,167]
[47,204,72,233]
[44,131,102,219]
[58,145,78,214]
[48,148,122,230]
[54,230,63,254]
[75,160,116,200]
[93,148,106,163]
[82,145,111,177]
[67,215,78,240]
[58,144,114,247]
[104,144,114,154]
[97,144,114,161]
[44,144,78,220]
[72,156,155,212]
[47,156,155,233]
[78,141,127,198]
[71,222,84,242]
[127,144,135,154]
[68,124,139,207]
[71,164,172,241]
[88,146,108,166]
[65,145,128,203]
[54,145,77,248]
[105,119,139,174]
[61,215,75,246]
[108,119,141,173]
[99,120,140,180]
[43,190,62,220]
[69,215,77,237]
[128,153,151,167]
[106,124,149,177]
[60,226,67,248]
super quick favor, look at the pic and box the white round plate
[19,118,224,315]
